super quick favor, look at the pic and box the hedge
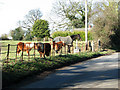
[52,30,93,41]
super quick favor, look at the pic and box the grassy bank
[2,50,115,88]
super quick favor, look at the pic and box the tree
[0,34,9,40]
[10,27,25,40]
[50,0,85,31]
[50,0,99,32]
[17,8,43,40]
[32,19,50,39]
[18,8,43,30]
[23,29,33,41]
[92,1,119,50]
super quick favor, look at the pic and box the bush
[52,30,93,41]
[92,2,119,50]
[10,27,25,40]
[110,28,120,51]
[0,34,9,40]
[52,31,72,38]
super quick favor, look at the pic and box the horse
[35,41,65,58]
[53,41,65,53]
[35,42,51,58]
[17,42,36,56]
[53,34,82,53]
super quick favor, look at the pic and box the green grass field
[0,40,93,66]
[0,40,48,65]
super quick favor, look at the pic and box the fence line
[1,40,101,67]
[6,44,10,66]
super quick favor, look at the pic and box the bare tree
[50,0,85,31]
[92,1,118,49]
[50,0,98,32]
[18,8,42,30]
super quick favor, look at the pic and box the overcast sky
[0,0,54,36]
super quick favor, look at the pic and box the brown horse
[53,41,65,53]
[17,42,36,56]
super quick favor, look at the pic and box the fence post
[98,39,101,51]
[88,41,90,51]
[72,45,74,54]
[43,43,46,58]
[85,42,88,51]
[79,42,81,55]
[88,41,92,52]
[66,45,68,55]
[81,43,83,52]
[60,45,62,56]
[51,39,53,57]
[95,41,97,51]
[21,43,24,62]
[34,43,36,59]
[43,38,45,42]
[64,43,66,54]
[7,44,10,66]
[15,45,18,64]
[92,41,94,52]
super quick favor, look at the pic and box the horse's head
[34,43,39,49]
[77,34,82,41]
[70,34,82,41]
[35,43,44,52]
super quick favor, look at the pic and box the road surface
[21,53,119,89]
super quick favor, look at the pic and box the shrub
[0,34,9,40]
[92,2,119,50]
[52,30,93,41]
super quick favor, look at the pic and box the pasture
[1,40,102,67]
[0,40,88,66]
[0,40,49,65]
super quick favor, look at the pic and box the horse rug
[53,36,73,45]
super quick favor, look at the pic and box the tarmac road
[21,53,119,89]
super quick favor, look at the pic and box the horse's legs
[43,53,45,58]
[17,48,21,56]
[60,46,62,54]
[27,51,30,61]
[40,52,42,58]
[67,45,71,53]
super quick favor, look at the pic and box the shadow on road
[22,53,119,89]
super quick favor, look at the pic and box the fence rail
[0,40,101,67]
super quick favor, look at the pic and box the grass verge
[2,50,115,88]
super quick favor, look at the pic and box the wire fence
[0,40,101,67]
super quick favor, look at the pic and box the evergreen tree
[32,19,50,40]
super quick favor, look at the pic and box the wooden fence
[0,40,101,67]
